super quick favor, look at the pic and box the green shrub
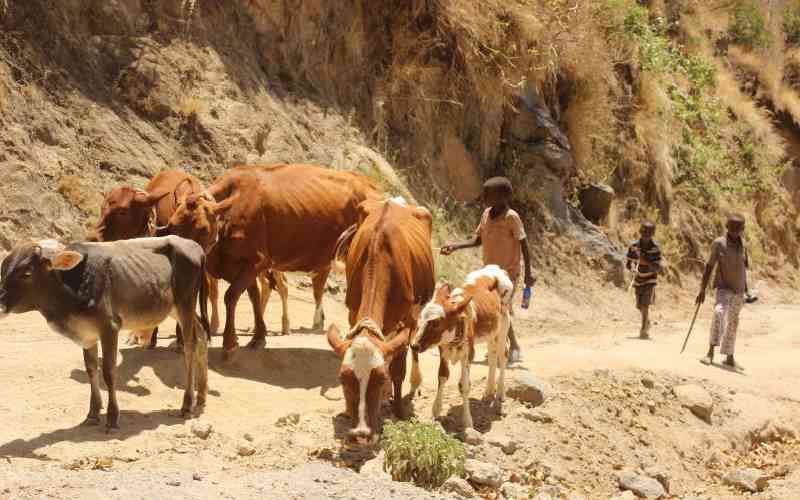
[784,5,800,46]
[730,1,771,48]
[381,420,465,489]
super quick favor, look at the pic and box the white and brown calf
[411,265,512,430]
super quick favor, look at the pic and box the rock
[643,466,670,493]
[532,494,553,500]
[462,428,483,446]
[441,476,475,498]
[523,408,554,423]
[501,481,529,500]
[672,384,714,422]
[749,420,798,446]
[506,371,550,407]
[465,459,503,488]
[487,433,518,455]
[236,442,256,457]
[360,451,386,476]
[192,472,203,481]
[190,420,213,439]
[578,183,614,224]
[166,480,181,487]
[566,493,588,500]
[610,492,637,500]
[641,377,655,389]
[243,432,255,442]
[618,471,667,499]
[722,468,769,493]
[646,401,656,414]
[276,412,301,427]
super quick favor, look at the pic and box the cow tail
[332,223,358,273]
[199,255,211,342]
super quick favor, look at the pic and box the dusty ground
[0,276,798,499]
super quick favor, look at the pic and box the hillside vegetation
[0,0,798,290]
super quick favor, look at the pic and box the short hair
[482,177,513,197]
[728,213,745,224]
[641,220,656,231]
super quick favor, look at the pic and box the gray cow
[0,236,209,431]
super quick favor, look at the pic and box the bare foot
[700,356,713,365]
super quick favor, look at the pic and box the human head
[481,177,513,208]
[640,221,656,243]
[726,213,745,239]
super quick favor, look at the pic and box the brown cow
[166,193,291,336]
[326,197,435,445]
[411,264,512,431]
[201,164,380,355]
[90,169,219,348]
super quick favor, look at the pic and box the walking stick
[626,260,639,293]
[680,302,702,354]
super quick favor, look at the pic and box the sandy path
[0,278,797,497]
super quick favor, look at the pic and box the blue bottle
[521,286,532,309]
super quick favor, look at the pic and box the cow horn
[326,324,349,358]
[382,329,410,359]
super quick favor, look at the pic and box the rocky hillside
[0,0,798,289]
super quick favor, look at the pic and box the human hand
[524,272,536,288]
[440,244,455,256]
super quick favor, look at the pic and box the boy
[440,177,535,365]
[697,214,749,370]
[626,221,662,339]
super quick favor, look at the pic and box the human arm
[697,241,720,304]
[521,238,535,287]
[440,236,481,256]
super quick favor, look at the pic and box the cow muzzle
[346,426,376,447]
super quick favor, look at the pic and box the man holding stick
[696,214,749,370]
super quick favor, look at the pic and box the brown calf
[411,265,512,431]
[326,197,435,444]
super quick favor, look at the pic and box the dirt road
[0,278,798,498]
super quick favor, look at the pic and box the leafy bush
[784,5,800,46]
[730,1,770,48]
[381,420,465,489]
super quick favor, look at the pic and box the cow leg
[311,268,330,330]
[147,326,158,349]
[177,311,197,417]
[82,345,102,425]
[246,283,268,349]
[100,331,120,431]
[485,335,498,401]
[459,356,473,430]
[222,268,258,353]
[274,272,290,335]
[257,272,273,332]
[208,274,220,336]
[173,323,184,353]
[432,352,449,419]
[495,311,510,408]
[410,348,422,398]
[389,347,408,419]
[194,316,209,408]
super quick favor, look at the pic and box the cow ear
[326,324,350,358]
[434,283,451,302]
[411,206,432,233]
[382,329,410,359]
[134,189,170,207]
[49,251,84,271]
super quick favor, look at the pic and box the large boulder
[578,183,615,225]
[722,468,769,493]
[672,384,714,423]
[464,459,503,489]
[506,371,550,407]
[617,471,667,499]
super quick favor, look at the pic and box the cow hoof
[246,337,266,350]
[105,425,120,434]
[82,416,101,426]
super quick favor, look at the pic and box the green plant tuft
[381,420,465,489]
[730,1,771,48]
[784,4,800,46]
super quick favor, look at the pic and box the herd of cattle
[0,164,513,444]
